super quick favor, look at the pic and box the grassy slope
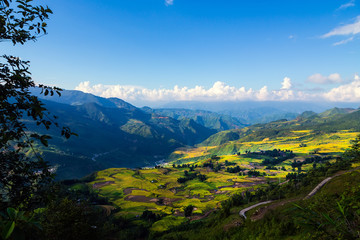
[156,166,360,240]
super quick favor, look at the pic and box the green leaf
[321,213,336,226]
[40,135,51,147]
[30,133,40,139]
[292,203,305,210]
[337,201,345,216]
[7,208,17,220]
[3,221,15,239]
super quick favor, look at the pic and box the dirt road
[239,168,359,220]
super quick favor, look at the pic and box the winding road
[303,177,332,200]
[239,201,273,219]
[239,169,357,220]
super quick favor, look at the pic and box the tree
[220,200,231,217]
[345,134,360,162]
[198,174,207,182]
[184,205,194,217]
[0,0,52,44]
[0,0,75,209]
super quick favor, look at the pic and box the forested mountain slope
[200,107,360,147]
[26,99,216,179]
[142,107,247,131]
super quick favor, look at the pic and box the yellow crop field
[211,131,359,155]
[89,130,359,232]
[172,146,216,160]
[91,164,280,220]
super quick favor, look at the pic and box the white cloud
[322,16,360,38]
[333,36,354,46]
[337,0,355,10]
[281,77,292,90]
[256,86,270,100]
[323,74,360,101]
[307,73,342,84]
[165,0,173,6]
[288,35,294,39]
[75,75,360,104]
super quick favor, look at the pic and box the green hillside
[198,108,360,152]
[318,107,356,117]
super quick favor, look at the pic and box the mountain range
[162,100,360,124]
[30,88,360,179]
[29,89,226,179]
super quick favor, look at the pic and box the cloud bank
[75,75,360,104]
[76,78,301,103]
[324,75,360,101]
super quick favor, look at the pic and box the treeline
[172,163,198,169]
[177,170,207,183]
[258,149,295,166]
[291,155,332,170]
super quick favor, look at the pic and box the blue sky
[2,0,360,105]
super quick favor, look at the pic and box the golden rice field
[91,155,316,231]
[172,146,217,159]
[91,166,267,217]
[171,130,359,164]
[89,130,358,232]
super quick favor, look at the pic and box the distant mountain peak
[319,107,356,117]
[32,87,136,110]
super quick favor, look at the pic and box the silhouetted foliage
[0,0,75,211]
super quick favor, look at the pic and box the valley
[24,90,360,238]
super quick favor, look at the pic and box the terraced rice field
[90,154,315,229]
[90,160,280,223]
[170,130,358,164]
[89,130,357,231]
